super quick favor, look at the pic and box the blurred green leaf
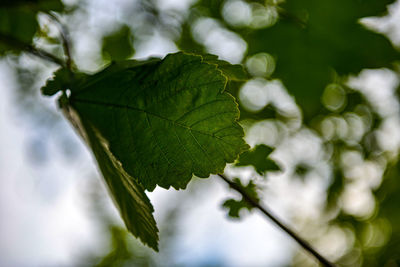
[245,0,399,120]
[0,0,63,10]
[236,144,281,175]
[94,227,131,267]
[0,0,64,54]
[41,68,73,96]
[223,178,260,218]
[101,25,135,62]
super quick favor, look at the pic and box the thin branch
[45,12,73,70]
[0,33,65,67]
[218,174,335,267]
[26,45,66,67]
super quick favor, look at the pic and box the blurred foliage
[187,0,399,121]
[223,178,260,219]
[0,0,64,54]
[2,0,400,265]
[101,25,135,62]
[235,144,281,175]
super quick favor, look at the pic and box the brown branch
[0,33,65,67]
[218,174,336,267]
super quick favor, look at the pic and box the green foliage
[223,178,260,218]
[93,226,153,267]
[4,0,400,264]
[246,0,399,119]
[42,52,249,249]
[101,25,135,62]
[94,227,133,267]
[60,97,159,250]
[236,144,281,175]
[64,52,248,191]
[203,54,249,81]
[0,0,64,54]
[41,68,73,96]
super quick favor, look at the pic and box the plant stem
[0,33,65,67]
[218,174,335,267]
[45,12,73,70]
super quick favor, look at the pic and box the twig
[45,12,73,70]
[218,174,335,267]
[0,33,65,67]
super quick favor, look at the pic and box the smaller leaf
[101,25,135,62]
[235,144,281,175]
[41,68,72,96]
[223,178,260,219]
[223,199,251,218]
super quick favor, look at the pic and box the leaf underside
[69,52,249,191]
[60,101,159,251]
[43,52,249,250]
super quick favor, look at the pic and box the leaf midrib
[72,98,237,146]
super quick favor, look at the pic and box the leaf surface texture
[60,99,159,250]
[68,52,249,190]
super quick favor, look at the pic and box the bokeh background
[1,0,400,266]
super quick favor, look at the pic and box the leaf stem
[0,33,65,67]
[45,12,73,70]
[218,174,335,267]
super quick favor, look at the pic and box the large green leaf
[42,52,249,249]
[51,52,248,191]
[246,0,399,119]
[60,96,159,250]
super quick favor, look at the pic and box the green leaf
[0,0,64,10]
[236,144,281,175]
[101,25,135,62]
[203,54,249,81]
[60,98,159,250]
[0,0,64,54]
[41,68,73,96]
[94,226,131,267]
[246,0,399,120]
[223,178,260,219]
[62,52,248,191]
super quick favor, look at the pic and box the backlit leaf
[236,144,281,175]
[60,96,159,250]
[101,25,135,62]
[223,178,260,219]
[66,52,249,191]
